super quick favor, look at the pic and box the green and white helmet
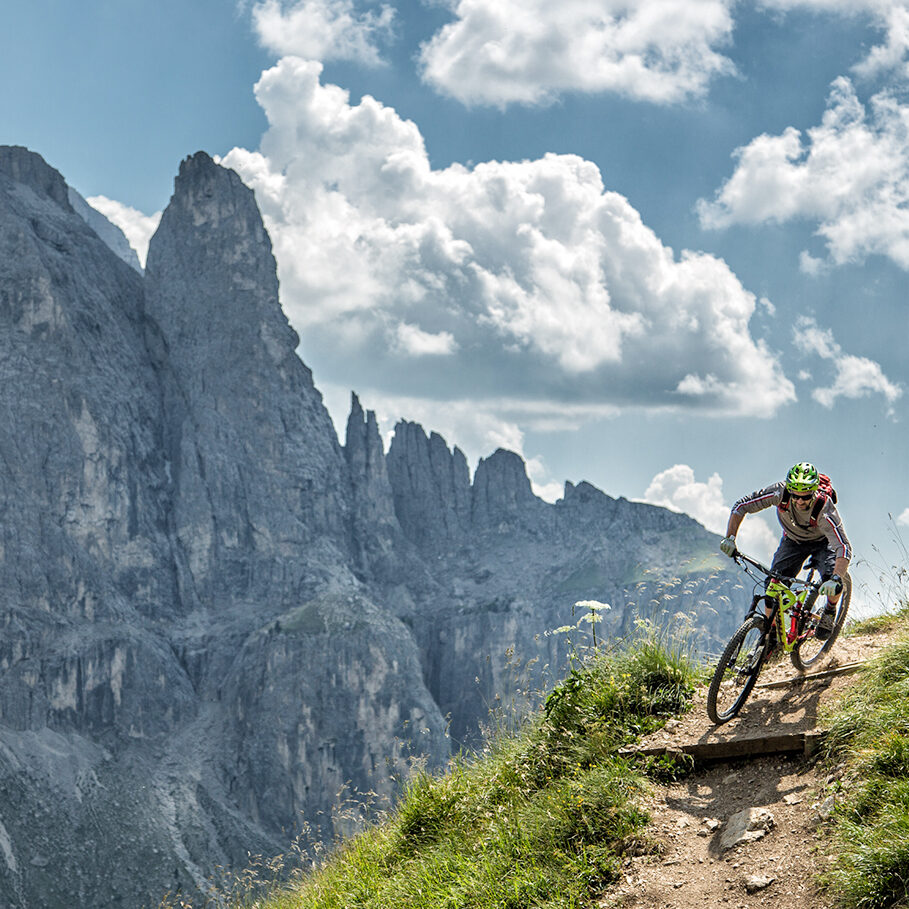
[786,461,819,493]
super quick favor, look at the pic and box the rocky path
[599,629,892,909]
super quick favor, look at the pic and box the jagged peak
[345,392,385,462]
[349,391,365,422]
[474,448,533,484]
[386,418,471,544]
[472,448,536,511]
[0,145,72,211]
[164,150,266,238]
[561,480,615,506]
[344,392,366,450]
[145,150,293,357]
[179,149,218,177]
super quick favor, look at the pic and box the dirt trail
[599,630,892,909]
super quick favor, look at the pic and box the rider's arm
[725,483,783,540]
[821,503,852,579]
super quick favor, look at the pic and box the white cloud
[251,0,394,64]
[758,296,776,316]
[798,251,832,276]
[898,507,909,525]
[525,456,566,503]
[418,0,736,107]
[698,77,909,269]
[221,57,794,420]
[643,464,778,563]
[759,0,909,79]
[86,196,161,269]
[852,3,909,77]
[793,315,903,411]
[394,323,458,356]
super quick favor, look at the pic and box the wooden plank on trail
[754,661,866,690]
[621,730,827,762]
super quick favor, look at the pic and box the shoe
[815,607,836,641]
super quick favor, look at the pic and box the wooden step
[621,730,827,762]
[754,660,865,690]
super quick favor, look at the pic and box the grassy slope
[175,625,699,909]
[162,592,909,909]
[821,601,909,909]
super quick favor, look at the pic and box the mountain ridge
[0,145,744,908]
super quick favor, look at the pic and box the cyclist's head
[785,461,819,494]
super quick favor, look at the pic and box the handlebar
[730,548,820,590]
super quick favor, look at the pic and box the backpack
[778,473,837,528]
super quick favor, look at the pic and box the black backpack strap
[778,487,791,513]
[809,493,827,527]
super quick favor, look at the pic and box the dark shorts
[769,535,836,582]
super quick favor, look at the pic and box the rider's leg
[769,536,811,578]
[814,544,839,640]
[765,537,809,618]
[818,545,842,608]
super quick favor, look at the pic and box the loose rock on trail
[599,628,892,909]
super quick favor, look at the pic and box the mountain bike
[706,548,852,724]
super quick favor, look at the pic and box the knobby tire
[790,572,852,672]
[707,614,768,724]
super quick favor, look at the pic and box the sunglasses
[789,491,814,501]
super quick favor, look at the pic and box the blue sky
[3,0,908,610]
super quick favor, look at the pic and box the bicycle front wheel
[791,572,852,672]
[707,614,768,724]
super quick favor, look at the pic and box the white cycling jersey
[731,481,852,562]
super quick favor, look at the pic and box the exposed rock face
[383,437,742,745]
[0,145,72,209]
[67,187,142,272]
[144,151,354,613]
[0,146,746,908]
[0,146,200,908]
[472,448,541,528]
[386,421,471,545]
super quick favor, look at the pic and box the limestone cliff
[0,146,745,908]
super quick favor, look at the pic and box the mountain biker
[720,462,851,641]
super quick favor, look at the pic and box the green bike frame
[764,579,813,654]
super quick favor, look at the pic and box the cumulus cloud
[525,456,566,503]
[898,507,909,525]
[417,0,736,107]
[759,0,909,79]
[251,0,394,64]
[221,57,794,420]
[852,3,909,77]
[394,323,458,356]
[86,196,161,268]
[793,316,903,411]
[643,464,778,562]
[698,77,909,269]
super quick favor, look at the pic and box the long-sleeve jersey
[731,481,852,562]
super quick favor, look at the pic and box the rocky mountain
[0,145,746,908]
[66,187,142,272]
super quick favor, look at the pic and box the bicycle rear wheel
[791,572,852,672]
[707,614,768,724]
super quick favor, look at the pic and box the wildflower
[574,600,611,612]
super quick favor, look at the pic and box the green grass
[170,622,700,909]
[821,588,909,909]
[845,600,909,637]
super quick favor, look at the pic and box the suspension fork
[766,580,800,651]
